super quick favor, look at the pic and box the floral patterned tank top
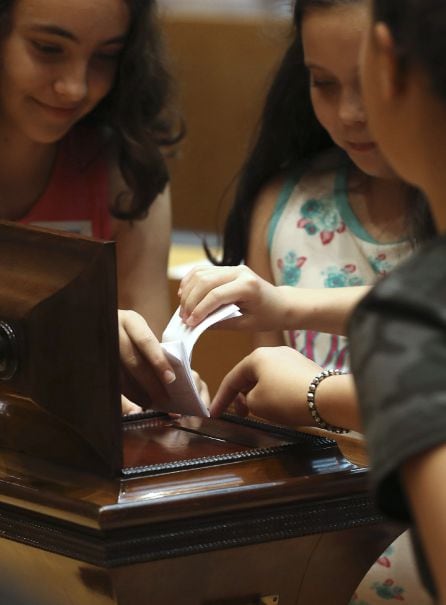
[268,150,412,371]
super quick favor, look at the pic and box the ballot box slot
[120,411,336,478]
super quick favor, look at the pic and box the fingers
[118,310,175,409]
[210,355,258,417]
[120,362,168,410]
[184,282,243,327]
[233,393,250,417]
[179,267,236,321]
[121,394,143,415]
[118,310,175,386]
[179,265,259,327]
[177,263,209,297]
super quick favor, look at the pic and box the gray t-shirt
[348,235,446,596]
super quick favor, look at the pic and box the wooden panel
[163,14,290,232]
[0,523,402,605]
[0,222,122,476]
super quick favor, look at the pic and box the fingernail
[163,370,176,384]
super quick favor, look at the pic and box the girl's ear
[373,22,404,100]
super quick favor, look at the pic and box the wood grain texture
[0,221,122,476]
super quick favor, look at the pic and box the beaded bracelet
[307,369,349,434]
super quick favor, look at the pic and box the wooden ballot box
[0,222,402,605]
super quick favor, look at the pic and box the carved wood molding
[0,493,388,567]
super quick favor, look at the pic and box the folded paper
[160,304,241,416]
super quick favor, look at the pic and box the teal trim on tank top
[334,164,383,244]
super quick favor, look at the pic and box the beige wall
[163,12,290,233]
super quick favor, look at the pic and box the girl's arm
[111,185,171,338]
[179,265,369,337]
[210,346,361,432]
[108,164,176,410]
[246,177,287,348]
[402,447,446,603]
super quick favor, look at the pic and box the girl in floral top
[178,0,435,603]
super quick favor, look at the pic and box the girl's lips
[34,99,79,119]
[347,141,377,152]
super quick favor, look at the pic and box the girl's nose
[53,64,88,103]
[338,87,366,126]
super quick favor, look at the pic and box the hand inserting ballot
[118,310,209,415]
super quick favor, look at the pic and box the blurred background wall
[161,0,291,235]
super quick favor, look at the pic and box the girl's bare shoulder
[252,173,287,228]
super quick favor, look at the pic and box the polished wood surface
[0,221,122,476]
[0,415,402,604]
[0,398,401,604]
[0,524,401,605]
[0,413,369,530]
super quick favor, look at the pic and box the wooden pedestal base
[0,523,400,605]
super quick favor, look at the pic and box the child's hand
[121,394,143,415]
[118,309,176,411]
[210,347,322,427]
[178,265,283,330]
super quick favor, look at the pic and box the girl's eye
[311,79,337,89]
[31,40,62,55]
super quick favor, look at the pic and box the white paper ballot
[160,304,241,417]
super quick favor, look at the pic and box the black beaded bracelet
[307,369,349,434]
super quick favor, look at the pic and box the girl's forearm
[403,446,446,603]
[311,373,362,432]
[279,285,371,336]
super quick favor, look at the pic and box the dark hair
[372,0,446,104]
[0,0,182,220]
[214,0,434,265]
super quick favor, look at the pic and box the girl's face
[360,14,412,184]
[0,0,130,145]
[302,3,392,178]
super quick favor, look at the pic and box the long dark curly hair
[214,0,434,266]
[0,0,182,220]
